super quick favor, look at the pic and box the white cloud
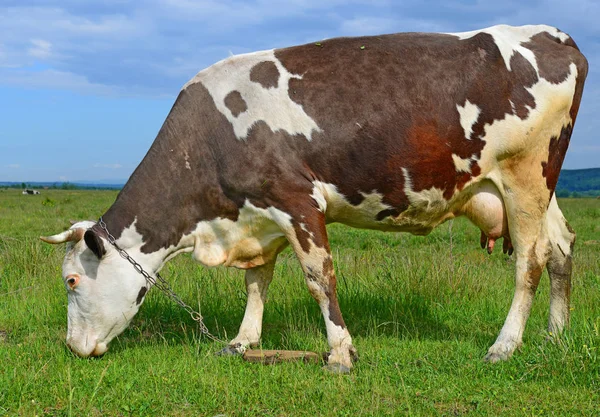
[93,163,122,169]
[7,164,20,169]
[28,39,52,59]
[0,68,119,95]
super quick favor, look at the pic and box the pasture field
[0,189,598,416]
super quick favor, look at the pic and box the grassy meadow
[0,189,598,416]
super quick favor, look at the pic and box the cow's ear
[84,230,106,259]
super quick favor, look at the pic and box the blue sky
[1,0,598,182]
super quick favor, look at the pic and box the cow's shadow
[109,285,497,355]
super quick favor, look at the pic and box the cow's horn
[40,228,85,244]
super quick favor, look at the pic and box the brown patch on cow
[542,124,572,196]
[322,256,345,328]
[376,208,400,221]
[250,61,279,89]
[136,286,147,305]
[525,33,577,84]
[507,52,538,119]
[224,90,247,117]
[327,297,346,328]
[322,256,334,277]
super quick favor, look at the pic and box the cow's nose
[91,343,108,357]
[66,337,104,358]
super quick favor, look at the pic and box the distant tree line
[556,168,600,198]
[555,189,600,198]
[2,182,120,191]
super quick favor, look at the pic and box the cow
[41,24,587,373]
[23,189,41,195]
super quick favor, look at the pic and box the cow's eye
[65,274,80,290]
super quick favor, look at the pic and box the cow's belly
[312,181,456,235]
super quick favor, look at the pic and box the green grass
[1,189,599,416]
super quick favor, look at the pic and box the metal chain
[98,217,225,343]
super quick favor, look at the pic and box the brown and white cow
[42,24,587,373]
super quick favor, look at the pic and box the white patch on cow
[451,24,569,74]
[452,154,472,173]
[183,50,321,141]
[116,219,144,248]
[228,262,275,349]
[184,150,191,170]
[402,168,448,213]
[182,200,291,269]
[456,100,481,140]
[546,196,571,256]
[311,181,391,227]
[299,223,315,239]
[310,185,328,213]
[477,62,578,172]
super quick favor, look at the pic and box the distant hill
[556,168,600,198]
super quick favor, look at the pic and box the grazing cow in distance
[41,24,587,373]
[22,189,41,195]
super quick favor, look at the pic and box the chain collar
[97,217,224,343]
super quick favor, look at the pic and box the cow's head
[41,221,148,357]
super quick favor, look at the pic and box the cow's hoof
[484,346,513,363]
[215,343,245,356]
[484,352,509,363]
[323,363,352,374]
[484,340,518,363]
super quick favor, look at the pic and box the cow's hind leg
[217,260,276,355]
[275,205,356,373]
[485,175,553,362]
[546,195,575,335]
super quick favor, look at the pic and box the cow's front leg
[217,260,276,356]
[278,209,356,373]
[302,248,357,373]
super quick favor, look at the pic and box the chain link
[98,217,224,343]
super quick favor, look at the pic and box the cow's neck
[97,90,236,259]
